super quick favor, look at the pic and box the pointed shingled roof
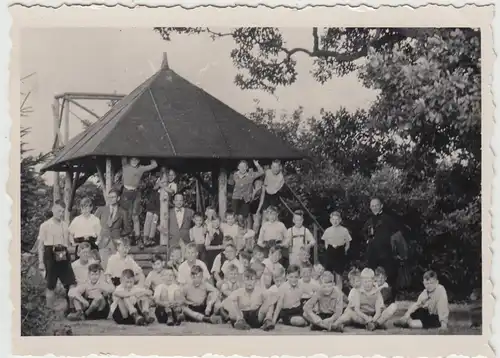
[42,53,304,174]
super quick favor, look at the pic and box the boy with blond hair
[111,269,155,325]
[303,271,344,331]
[67,263,115,321]
[177,243,211,285]
[334,268,396,331]
[105,238,145,287]
[394,270,449,331]
[272,264,308,327]
[154,268,184,326]
[299,262,320,304]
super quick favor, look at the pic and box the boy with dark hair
[190,212,207,261]
[212,243,244,288]
[262,245,285,277]
[145,254,168,292]
[166,246,183,276]
[225,268,274,330]
[394,270,449,331]
[67,263,114,321]
[69,197,101,257]
[303,271,344,331]
[272,264,308,327]
[181,265,222,323]
[220,264,242,300]
[375,266,394,305]
[111,269,154,325]
[154,268,184,326]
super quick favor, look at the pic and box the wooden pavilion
[41,53,304,253]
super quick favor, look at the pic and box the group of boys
[65,231,450,332]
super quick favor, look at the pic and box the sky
[20,27,377,177]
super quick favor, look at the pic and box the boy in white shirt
[257,206,287,249]
[111,269,154,325]
[221,211,240,240]
[189,212,207,261]
[299,262,320,304]
[144,254,168,292]
[261,160,285,211]
[154,268,184,325]
[71,242,94,286]
[67,263,115,321]
[262,245,285,279]
[177,243,211,285]
[285,210,315,266]
[212,243,244,288]
[68,197,101,257]
[105,238,144,287]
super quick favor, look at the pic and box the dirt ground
[51,298,480,336]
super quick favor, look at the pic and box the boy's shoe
[219,308,230,322]
[329,324,344,333]
[209,315,222,324]
[375,322,387,330]
[393,319,409,328]
[144,312,155,325]
[366,322,376,331]
[133,313,146,326]
[175,313,185,325]
[166,314,175,326]
[67,310,85,321]
[260,319,275,331]
[234,319,251,330]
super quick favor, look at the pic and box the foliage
[21,254,54,336]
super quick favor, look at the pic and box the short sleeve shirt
[68,214,101,238]
[177,260,211,285]
[105,253,142,278]
[38,218,69,247]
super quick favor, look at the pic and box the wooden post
[159,167,169,246]
[195,177,202,213]
[52,99,61,203]
[96,164,107,199]
[218,168,228,219]
[313,223,319,265]
[63,98,70,145]
[105,158,113,201]
[63,171,72,224]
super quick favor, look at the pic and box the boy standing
[67,263,115,321]
[105,238,145,287]
[285,210,315,266]
[394,270,449,331]
[68,197,101,257]
[189,212,207,261]
[272,265,308,327]
[257,206,287,249]
[335,268,396,331]
[111,269,155,325]
[181,265,222,323]
[303,271,344,331]
[154,268,184,325]
[225,268,274,330]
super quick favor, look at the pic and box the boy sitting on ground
[238,250,252,271]
[225,268,274,331]
[303,271,344,332]
[181,265,222,324]
[345,267,361,307]
[334,268,396,331]
[299,262,320,305]
[250,245,266,265]
[394,270,449,331]
[212,241,244,288]
[375,266,394,305]
[250,260,268,290]
[111,269,155,326]
[165,246,183,277]
[262,245,285,279]
[272,264,308,327]
[177,243,211,285]
[153,268,184,326]
[220,264,243,300]
[67,263,115,321]
[145,254,169,292]
[105,237,145,287]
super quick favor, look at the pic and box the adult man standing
[95,189,131,269]
[364,198,405,298]
[37,200,76,308]
[168,193,194,256]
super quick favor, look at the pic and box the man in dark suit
[169,193,194,257]
[95,189,131,269]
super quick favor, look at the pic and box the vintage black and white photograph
[19,25,483,337]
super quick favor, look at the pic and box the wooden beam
[52,99,61,204]
[105,158,113,199]
[63,171,72,224]
[55,92,126,100]
[218,169,228,219]
[159,167,169,247]
[64,98,70,145]
[195,177,202,213]
[95,164,107,199]
[67,171,80,212]
[66,98,101,120]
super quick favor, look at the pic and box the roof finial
[161,52,169,70]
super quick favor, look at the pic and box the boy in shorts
[111,269,155,326]
[345,268,361,307]
[272,264,308,327]
[154,268,184,325]
[105,238,144,287]
[225,268,274,330]
[335,268,396,331]
[181,265,222,323]
[303,271,344,331]
[394,270,449,331]
[67,263,115,321]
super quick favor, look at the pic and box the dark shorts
[279,305,304,325]
[262,186,285,211]
[249,198,260,215]
[120,188,141,217]
[232,198,250,218]
[410,308,441,329]
[241,309,261,328]
[43,246,76,290]
[85,298,110,320]
[112,303,142,325]
[146,191,161,213]
[155,306,180,324]
[111,277,121,287]
[325,245,347,275]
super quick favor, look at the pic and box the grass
[50,296,480,336]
